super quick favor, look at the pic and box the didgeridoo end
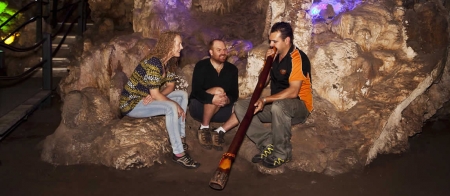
[209,168,229,190]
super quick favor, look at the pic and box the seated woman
[119,31,200,169]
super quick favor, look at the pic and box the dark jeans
[234,98,310,160]
[189,98,234,123]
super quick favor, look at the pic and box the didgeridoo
[209,47,277,190]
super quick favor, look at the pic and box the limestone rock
[110,70,129,118]
[263,0,312,50]
[311,39,362,111]
[102,116,171,169]
[41,88,172,169]
[133,0,193,39]
[88,0,133,29]
[332,4,406,53]
[192,0,241,14]
[59,33,156,101]
[179,63,196,94]
[41,88,114,165]
[403,0,448,53]
[239,43,268,98]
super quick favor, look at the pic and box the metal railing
[0,0,88,89]
[0,0,88,139]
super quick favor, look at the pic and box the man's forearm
[192,90,214,104]
[263,81,302,103]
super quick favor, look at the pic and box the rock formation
[42,0,450,176]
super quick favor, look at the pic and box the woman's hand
[176,103,186,121]
[143,95,153,105]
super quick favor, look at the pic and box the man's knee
[271,101,288,116]
[206,87,224,95]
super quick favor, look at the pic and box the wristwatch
[262,97,266,104]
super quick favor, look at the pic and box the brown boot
[197,128,212,149]
[211,130,225,151]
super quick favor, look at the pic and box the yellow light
[4,35,14,44]
[2,33,19,45]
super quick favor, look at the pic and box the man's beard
[215,55,227,63]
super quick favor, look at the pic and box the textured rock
[263,0,312,50]
[41,88,114,165]
[109,70,129,118]
[59,33,156,100]
[311,39,363,111]
[239,43,268,98]
[133,0,194,39]
[88,0,134,29]
[41,88,172,169]
[102,116,171,169]
[193,0,231,14]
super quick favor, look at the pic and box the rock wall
[59,33,156,117]
[133,0,194,38]
[192,0,233,13]
[41,88,171,169]
[88,0,134,29]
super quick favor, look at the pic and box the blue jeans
[127,90,188,155]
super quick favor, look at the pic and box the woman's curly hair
[147,31,181,72]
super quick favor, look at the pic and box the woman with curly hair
[119,31,200,169]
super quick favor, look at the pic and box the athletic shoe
[197,128,212,149]
[262,154,289,168]
[211,130,225,151]
[172,153,200,169]
[251,144,274,163]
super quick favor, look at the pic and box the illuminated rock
[132,0,193,38]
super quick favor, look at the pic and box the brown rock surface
[41,88,173,169]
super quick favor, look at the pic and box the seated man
[189,39,239,151]
[214,22,313,168]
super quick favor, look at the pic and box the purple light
[309,0,362,19]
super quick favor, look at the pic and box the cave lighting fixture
[2,32,19,45]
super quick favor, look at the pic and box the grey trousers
[234,98,310,160]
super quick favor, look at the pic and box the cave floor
[0,92,449,196]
